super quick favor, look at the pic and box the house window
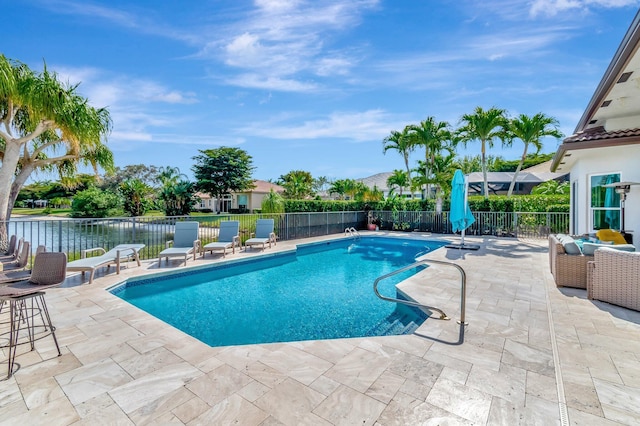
[590,173,620,230]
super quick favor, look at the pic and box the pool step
[367,312,420,336]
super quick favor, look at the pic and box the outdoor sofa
[548,234,635,289]
[587,247,640,311]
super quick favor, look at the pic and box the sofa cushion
[559,236,582,255]
[582,242,636,255]
[595,229,627,244]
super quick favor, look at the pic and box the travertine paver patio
[0,232,639,425]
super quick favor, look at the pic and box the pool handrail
[373,258,467,325]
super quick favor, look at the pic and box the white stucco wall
[569,144,640,246]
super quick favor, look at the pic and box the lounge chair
[0,245,44,283]
[1,240,30,272]
[158,221,200,266]
[67,243,145,284]
[1,235,17,256]
[202,221,240,258]
[245,219,277,251]
[0,252,67,377]
[0,237,21,262]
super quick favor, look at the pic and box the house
[359,162,566,198]
[467,160,567,196]
[551,10,640,244]
[357,172,423,199]
[195,180,284,213]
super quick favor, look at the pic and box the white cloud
[240,109,406,142]
[530,0,639,17]
[226,73,318,92]
[204,0,379,91]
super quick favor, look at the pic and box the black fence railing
[371,210,569,239]
[3,210,568,262]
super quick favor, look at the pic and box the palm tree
[457,106,509,198]
[408,117,453,199]
[386,169,409,197]
[261,188,285,213]
[506,113,563,197]
[383,127,414,195]
[0,56,113,236]
[329,179,349,200]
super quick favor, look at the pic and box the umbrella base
[445,243,480,251]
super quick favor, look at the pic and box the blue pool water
[112,237,445,347]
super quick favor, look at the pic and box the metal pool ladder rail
[344,227,361,239]
[373,259,468,325]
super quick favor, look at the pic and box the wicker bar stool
[0,252,67,378]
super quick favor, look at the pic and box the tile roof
[563,126,640,143]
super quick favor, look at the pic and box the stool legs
[3,292,61,378]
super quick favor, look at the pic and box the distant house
[357,172,423,199]
[195,180,284,213]
[358,162,566,198]
[551,10,640,242]
[467,161,567,196]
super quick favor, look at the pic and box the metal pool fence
[3,210,567,261]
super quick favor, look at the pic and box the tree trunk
[507,145,528,198]
[481,145,489,198]
[0,141,23,251]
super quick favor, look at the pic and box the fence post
[132,216,137,243]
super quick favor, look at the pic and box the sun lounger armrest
[250,232,255,238]
[270,232,277,244]
[233,235,241,247]
[82,247,107,258]
[193,240,201,260]
[165,240,174,249]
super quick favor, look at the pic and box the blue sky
[4,0,639,182]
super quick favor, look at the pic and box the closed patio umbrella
[446,169,480,250]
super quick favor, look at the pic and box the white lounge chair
[158,221,200,266]
[202,221,240,258]
[67,243,145,284]
[245,219,277,251]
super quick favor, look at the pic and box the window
[590,173,620,230]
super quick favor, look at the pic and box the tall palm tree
[382,127,414,195]
[0,56,113,232]
[386,169,409,197]
[506,113,563,197]
[456,106,509,198]
[407,117,453,199]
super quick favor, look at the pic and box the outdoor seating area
[588,247,640,311]
[201,220,241,258]
[548,232,636,289]
[158,221,200,266]
[244,218,277,251]
[66,243,145,284]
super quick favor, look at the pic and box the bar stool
[0,252,66,378]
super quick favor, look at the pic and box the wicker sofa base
[587,248,640,311]
[549,234,592,289]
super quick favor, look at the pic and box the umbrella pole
[461,175,468,246]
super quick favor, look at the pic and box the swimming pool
[112,236,446,347]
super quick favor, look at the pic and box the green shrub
[71,187,122,218]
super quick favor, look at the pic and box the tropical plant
[532,180,570,195]
[456,106,509,198]
[383,127,414,193]
[192,147,255,212]
[159,179,198,216]
[407,117,453,198]
[312,176,331,194]
[505,113,563,197]
[261,188,285,213]
[70,187,122,218]
[119,178,153,216]
[328,179,350,200]
[279,170,314,199]
[0,55,113,241]
[386,169,409,197]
